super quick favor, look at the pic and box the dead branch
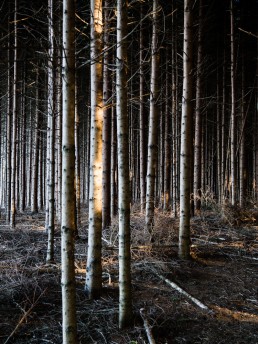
[140,308,157,344]
[154,271,212,312]
[4,288,47,344]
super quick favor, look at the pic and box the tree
[46,0,56,263]
[193,0,203,214]
[229,0,236,206]
[116,0,133,328]
[178,0,194,260]
[145,0,160,234]
[102,0,112,230]
[61,0,78,341]
[10,0,18,228]
[85,0,103,299]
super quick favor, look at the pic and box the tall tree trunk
[10,0,18,228]
[61,0,78,342]
[6,10,12,223]
[85,0,103,299]
[46,0,56,263]
[139,4,147,213]
[171,6,179,217]
[163,49,171,210]
[116,0,133,328]
[239,64,245,208]
[102,0,112,230]
[111,103,117,218]
[178,0,193,260]
[145,0,160,234]
[193,0,203,214]
[31,69,40,213]
[230,0,236,206]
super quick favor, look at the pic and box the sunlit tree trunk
[61,0,78,342]
[145,0,160,234]
[85,0,103,299]
[178,0,193,260]
[116,0,133,328]
[102,0,112,230]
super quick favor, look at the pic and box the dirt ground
[0,206,258,344]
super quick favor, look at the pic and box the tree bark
[178,0,193,260]
[145,0,160,234]
[85,0,103,299]
[10,0,18,228]
[46,0,56,263]
[61,0,78,341]
[116,0,133,328]
[193,0,203,214]
[230,0,236,206]
[102,0,112,230]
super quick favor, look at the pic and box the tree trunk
[116,0,133,328]
[31,69,40,213]
[178,0,193,260]
[139,4,147,213]
[61,0,78,342]
[102,0,112,230]
[10,0,18,228]
[145,0,160,234]
[85,0,103,299]
[46,0,56,263]
[230,0,236,206]
[193,0,203,214]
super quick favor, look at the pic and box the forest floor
[0,204,258,344]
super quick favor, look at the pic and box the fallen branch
[4,288,47,344]
[154,271,212,312]
[140,308,156,344]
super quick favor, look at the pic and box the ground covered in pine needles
[0,205,258,344]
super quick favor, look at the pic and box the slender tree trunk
[171,7,179,217]
[74,74,80,230]
[239,64,245,208]
[145,0,160,234]
[116,0,133,328]
[85,0,103,299]
[31,69,40,213]
[46,0,56,263]
[61,0,78,342]
[193,0,203,214]
[10,0,18,228]
[230,0,236,206]
[111,103,117,218]
[6,20,12,223]
[164,49,171,210]
[178,0,193,260]
[139,4,147,213]
[102,0,112,229]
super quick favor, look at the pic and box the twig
[140,308,157,344]
[154,271,212,312]
[4,288,47,344]
[238,27,258,39]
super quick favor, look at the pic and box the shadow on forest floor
[0,206,258,343]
